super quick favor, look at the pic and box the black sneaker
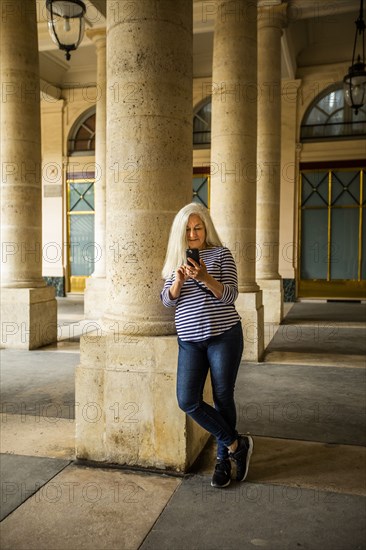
[211,458,232,488]
[229,435,253,481]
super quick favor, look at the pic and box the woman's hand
[185,258,208,282]
[176,265,190,284]
[168,265,189,300]
[185,258,224,299]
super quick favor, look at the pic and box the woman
[161,202,253,488]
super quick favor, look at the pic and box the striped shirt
[160,246,241,341]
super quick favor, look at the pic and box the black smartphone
[186,248,200,265]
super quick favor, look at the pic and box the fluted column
[256,4,287,326]
[84,28,107,319]
[0,0,57,349]
[76,0,211,472]
[210,0,264,361]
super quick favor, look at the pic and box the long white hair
[162,202,223,279]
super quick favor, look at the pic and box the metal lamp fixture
[343,0,366,115]
[46,0,86,61]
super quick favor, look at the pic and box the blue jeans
[177,321,244,460]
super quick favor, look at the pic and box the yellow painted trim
[327,170,331,281]
[298,279,366,299]
[298,172,303,286]
[358,170,363,281]
[67,211,94,216]
[70,276,88,293]
[66,178,95,184]
[207,174,211,209]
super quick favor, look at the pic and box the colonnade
[0,0,287,470]
[211,0,264,361]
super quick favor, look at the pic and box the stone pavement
[0,299,365,549]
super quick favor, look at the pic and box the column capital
[258,3,288,30]
[86,27,106,49]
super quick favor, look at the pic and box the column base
[236,291,264,362]
[84,277,107,320]
[258,279,284,324]
[76,333,212,472]
[257,279,284,348]
[0,286,57,349]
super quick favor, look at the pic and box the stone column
[84,28,107,319]
[76,0,211,472]
[279,80,301,307]
[256,4,287,327]
[101,0,192,337]
[210,0,264,361]
[0,0,57,349]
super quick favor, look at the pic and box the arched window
[300,84,366,142]
[193,98,211,147]
[68,108,96,155]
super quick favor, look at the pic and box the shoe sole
[211,478,231,488]
[237,435,254,482]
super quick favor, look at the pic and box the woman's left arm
[200,271,224,299]
[216,247,239,304]
[186,248,238,302]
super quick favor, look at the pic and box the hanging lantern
[46,0,86,61]
[343,0,366,115]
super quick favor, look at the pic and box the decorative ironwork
[193,100,211,146]
[301,86,366,141]
[68,110,96,155]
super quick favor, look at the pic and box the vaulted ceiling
[37,0,361,96]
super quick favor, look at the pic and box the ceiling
[37,0,361,97]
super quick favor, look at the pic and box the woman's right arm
[160,266,187,306]
[168,266,187,299]
[168,279,184,300]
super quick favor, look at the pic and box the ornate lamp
[343,0,366,115]
[46,0,86,61]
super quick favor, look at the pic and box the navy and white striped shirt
[161,246,241,341]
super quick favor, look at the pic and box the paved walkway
[1,299,365,549]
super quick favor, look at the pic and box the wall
[41,87,97,295]
[41,99,65,295]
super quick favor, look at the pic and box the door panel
[67,177,95,293]
[298,168,365,299]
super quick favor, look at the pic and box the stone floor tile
[140,477,366,550]
[0,464,181,550]
[0,414,75,460]
[0,454,70,521]
[192,436,366,496]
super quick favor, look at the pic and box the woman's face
[186,214,206,250]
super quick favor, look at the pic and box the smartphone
[186,248,200,265]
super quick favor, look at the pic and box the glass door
[67,176,95,293]
[298,168,365,299]
[192,172,210,208]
